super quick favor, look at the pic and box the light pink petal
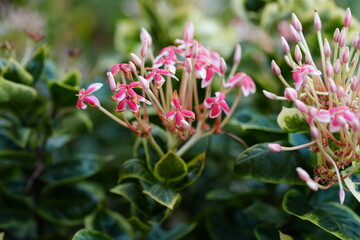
[181,109,195,118]
[110,64,121,75]
[172,97,181,110]
[138,96,152,105]
[84,96,100,107]
[129,81,140,88]
[146,72,155,81]
[85,83,103,94]
[165,110,177,119]
[220,101,230,115]
[204,97,216,108]
[76,98,87,109]
[315,109,331,122]
[127,99,139,112]
[209,104,222,118]
[114,89,126,101]
[128,88,137,97]
[343,110,357,122]
[292,71,305,91]
[175,112,184,127]
[201,78,212,88]
[115,99,127,112]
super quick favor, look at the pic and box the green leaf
[154,151,187,182]
[143,183,180,210]
[85,207,133,240]
[0,76,38,107]
[0,58,33,85]
[48,81,79,108]
[37,182,105,226]
[72,229,112,240]
[279,231,294,240]
[0,150,37,166]
[147,223,196,240]
[283,189,360,240]
[110,183,150,214]
[277,107,309,133]
[61,69,81,86]
[244,201,287,225]
[253,224,280,240]
[60,110,93,134]
[344,173,360,203]
[234,143,307,185]
[0,232,4,240]
[26,45,47,82]
[118,158,156,184]
[41,155,110,183]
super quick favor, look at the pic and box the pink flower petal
[127,99,139,112]
[175,112,184,127]
[315,109,331,122]
[181,109,195,118]
[220,101,230,115]
[204,97,216,108]
[165,110,176,119]
[209,104,222,118]
[241,76,256,96]
[114,89,126,101]
[76,99,87,109]
[84,96,101,107]
[85,83,103,94]
[115,99,127,112]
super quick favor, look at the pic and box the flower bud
[284,87,297,101]
[306,180,319,191]
[262,90,277,100]
[192,41,198,58]
[107,71,116,92]
[328,78,337,93]
[281,36,290,54]
[341,47,350,64]
[305,52,313,65]
[339,189,345,204]
[333,28,340,43]
[140,28,152,47]
[271,60,281,76]
[323,38,331,58]
[352,33,359,47]
[138,76,150,90]
[339,29,346,47]
[351,76,359,91]
[234,43,242,64]
[314,11,322,31]
[284,55,291,67]
[290,25,301,42]
[128,61,137,74]
[295,99,307,113]
[220,57,227,74]
[325,60,334,77]
[333,59,341,74]
[292,13,302,32]
[296,167,310,182]
[344,7,352,27]
[130,53,142,67]
[183,22,194,42]
[140,40,148,58]
[310,125,320,139]
[268,143,282,152]
[185,58,192,73]
[295,45,302,62]
[337,86,345,98]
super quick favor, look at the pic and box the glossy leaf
[253,224,280,240]
[41,155,110,183]
[344,173,360,203]
[110,183,150,214]
[26,45,47,82]
[0,58,33,85]
[277,107,308,133]
[143,183,180,210]
[118,158,156,184]
[279,231,294,240]
[85,207,133,240]
[72,229,112,240]
[0,77,38,107]
[234,143,307,185]
[244,201,287,225]
[48,81,79,108]
[147,223,196,240]
[283,189,360,240]
[154,151,187,182]
[37,182,105,226]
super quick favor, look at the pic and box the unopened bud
[337,86,345,98]
[351,76,359,91]
[306,180,319,191]
[284,55,291,67]
[310,125,320,139]
[305,52,313,65]
[344,7,352,27]
[128,61,137,74]
[107,71,116,92]
[333,28,341,43]
[339,29,346,47]
[220,57,227,74]
[341,47,350,64]
[295,45,302,62]
[284,87,298,101]
[234,43,242,64]
[140,28,152,47]
[263,90,277,100]
[296,167,310,182]
[324,38,331,58]
[339,189,345,204]
[268,143,282,152]
[325,61,334,77]
[290,25,301,42]
[185,58,192,73]
[292,13,303,32]
[334,59,341,74]
[183,22,194,42]
[271,60,281,76]
[295,99,307,113]
[314,11,322,31]
[281,36,290,54]
[328,78,337,93]
[140,40,148,58]
[352,33,359,47]
[130,53,142,67]
[138,76,150,90]
[192,41,198,58]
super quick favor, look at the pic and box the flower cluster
[266,8,359,203]
[76,23,255,156]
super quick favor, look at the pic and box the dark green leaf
[154,151,187,182]
[244,201,287,225]
[37,182,105,226]
[0,151,37,166]
[0,77,38,107]
[61,69,81,87]
[143,183,180,210]
[277,107,309,133]
[110,183,150,214]
[253,224,280,240]
[283,189,360,240]
[48,81,79,108]
[147,223,196,240]
[118,158,156,184]
[72,229,112,240]
[85,207,133,240]
[26,45,47,82]
[60,110,93,134]
[41,155,110,183]
[0,58,33,85]
[344,173,360,203]
[234,143,307,185]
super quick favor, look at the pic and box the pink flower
[113,82,151,113]
[146,68,177,89]
[292,64,321,90]
[76,83,103,109]
[204,92,230,118]
[224,73,256,96]
[328,106,359,132]
[164,92,195,129]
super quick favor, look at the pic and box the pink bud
[271,60,281,76]
[357,37,360,50]
[325,61,334,77]
[140,40,148,58]
[128,61,137,74]
[341,47,350,64]
[323,38,331,58]
[295,99,307,113]
[295,45,302,62]
[268,143,282,152]
[305,52,313,65]
[296,167,310,182]
[333,59,341,74]
[306,180,319,191]
[351,76,359,91]
[310,125,320,139]
[130,53,142,67]
[339,189,345,204]
[281,36,290,54]
[344,8,352,27]
[234,44,242,64]
[339,29,346,47]
[333,28,341,43]
[140,28,152,47]
[192,41,198,58]
[284,87,298,101]
[138,76,149,90]
[183,22,194,42]
[220,57,227,74]
[185,58,192,73]
[290,25,301,42]
[352,33,359,47]
[292,13,303,32]
[314,11,322,31]
[107,72,116,92]
[337,86,345,98]
[284,55,291,67]
[328,78,337,93]
[262,90,277,100]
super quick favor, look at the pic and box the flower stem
[146,134,164,157]
[98,106,128,128]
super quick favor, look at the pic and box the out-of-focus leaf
[128,216,151,232]
[154,151,187,182]
[283,189,360,240]
[26,45,47,82]
[37,182,105,226]
[85,207,133,240]
[4,127,32,148]
[143,183,180,210]
[60,111,93,134]
[48,81,79,108]
[0,58,33,85]
[118,158,156,184]
[72,229,112,240]
[244,201,287,225]
[0,77,38,107]
[0,151,37,166]
[344,173,360,203]
[41,155,110,183]
[253,224,279,240]
[279,231,294,240]
[147,223,196,240]
[277,107,308,133]
[234,143,308,185]
[110,183,150,214]
[61,69,81,87]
